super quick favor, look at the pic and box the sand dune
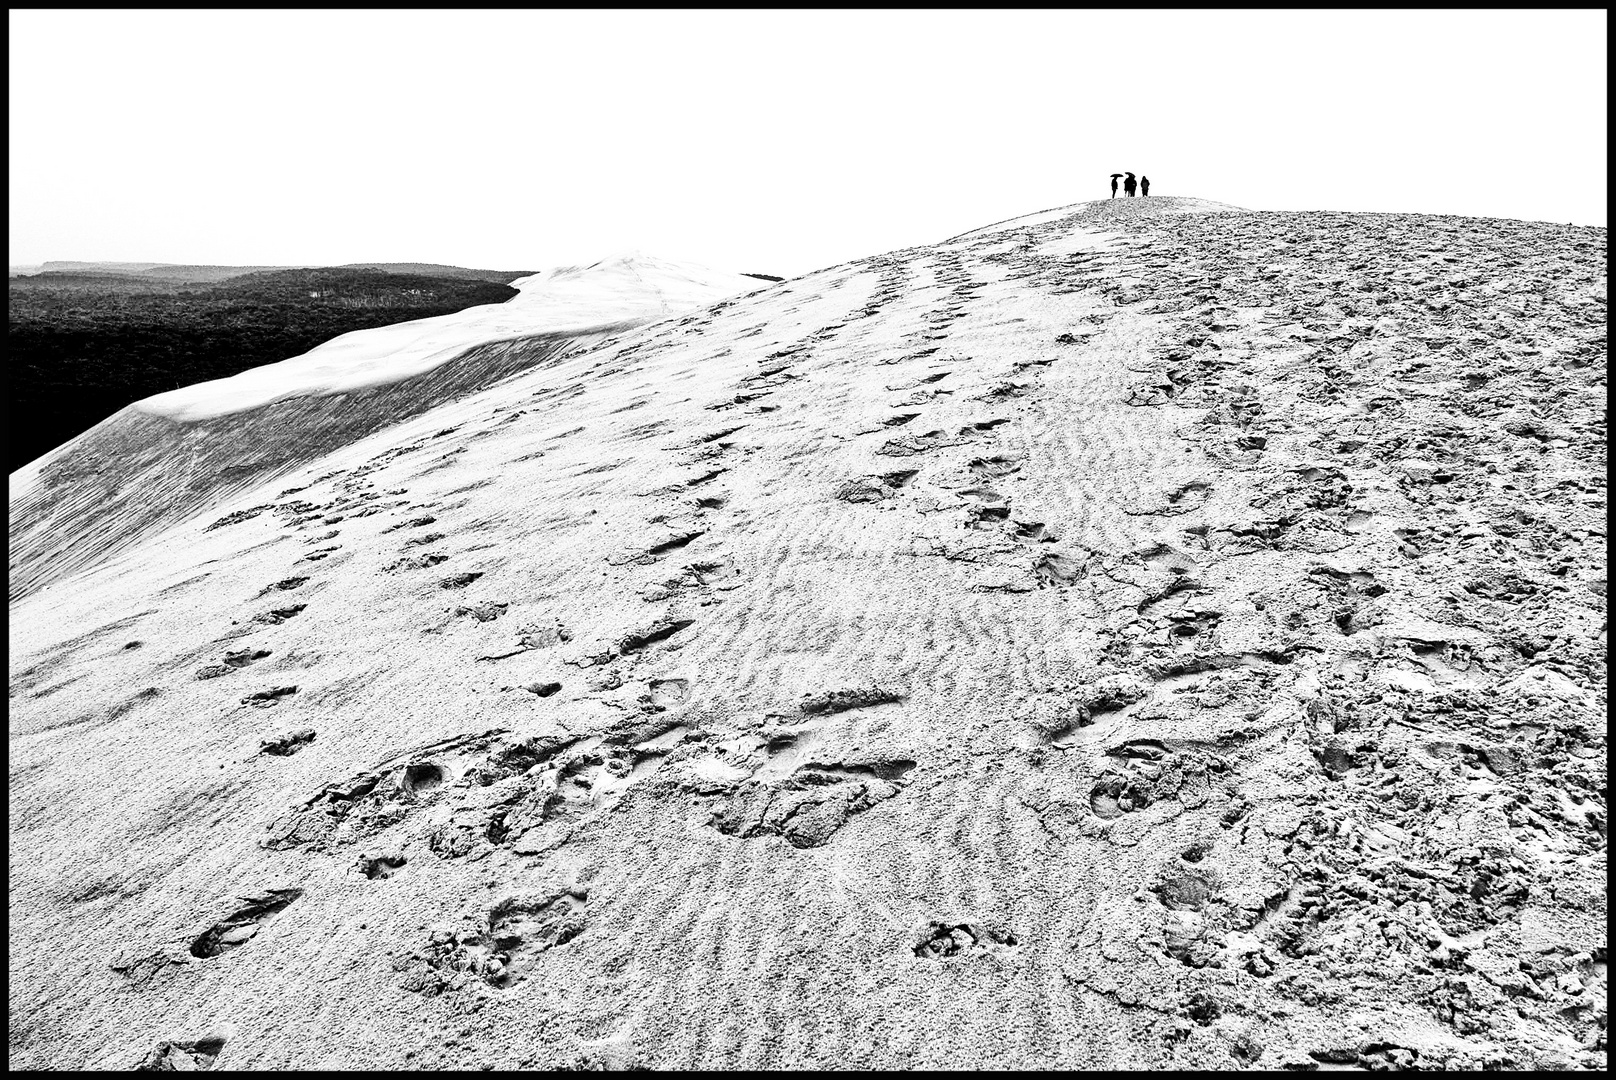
[7,255,764,602]
[7,197,1606,1070]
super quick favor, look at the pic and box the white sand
[135,253,764,423]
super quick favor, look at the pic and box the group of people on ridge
[1109,172,1149,198]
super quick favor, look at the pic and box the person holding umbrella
[1123,172,1137,197]
[1140,175,1150,196]
[1110,173,1122,198]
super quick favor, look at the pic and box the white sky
[8,9,1607,277]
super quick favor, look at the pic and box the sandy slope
[7,197,1607,1070]
[7,255,763,603]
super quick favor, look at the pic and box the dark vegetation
[743,273,785,282]
[8,265,529,471]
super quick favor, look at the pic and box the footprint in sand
[189,888,303,958]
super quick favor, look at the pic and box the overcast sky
[9,9,1607,277]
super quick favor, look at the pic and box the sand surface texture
[8,197,1607,1070]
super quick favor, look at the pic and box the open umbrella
[1110,173,1124,178]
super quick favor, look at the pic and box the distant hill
[127,264,315,282]
[334,263,534,284]
[30,260,177,274]
[13,261,534,284]
[127,263,533,285]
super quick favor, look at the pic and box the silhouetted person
[1140,175,1150,196]
[1123,172,1137,197]
[1111,175,1119,198]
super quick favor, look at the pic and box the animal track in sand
[452,732,684,859]
[876,430,964,457]
[381,514,437,533]
[384,553,449,573]
[248,604,305,627]
[799,687,904,715]
[189,888,303,958]
[455,601,508,622]
[969,454,1022,479]
[402,890,587,994]
[259,729,316,757]
[264,729,509,852]
[912,922,1018,959]
[699,714,917,848]
[608,530,705,566]
[1087,775,1152,819]
[1128,481,1214,518]
[685,468,727,488]
[876,347,940,367]
[195,648,271,680]
[477,619,572,660]
[1032,552,1084,586]
[834,478,887,504]
[880,469,920,489]
[516,619,572,647]
[241,686,298,708]
[207,505,271,531]
[1107,738,1170,767]
[706,756,918,848]
[739,365,801,391]
[134,1035,228,1071]
[691,424,747,446]
[646,678,690,710]
[357,853,407,880]
[400,532,446,548]
[253,576,308,598]
[1137,544,1198,576]
[891,387,955,408]
[401,762,448,795]
[960,488,1012,528]
[1043,682,1151,748]
[1012,521,1048,545]
[884,371,950,392]
[109,947,185,992]
[707,391,770,412]
[1014,356,1061,373]
[639,559,741,602]
[978,381,1030,401]
[616,618,696,654]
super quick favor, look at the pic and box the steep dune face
[8,255,765,601]
[8,200,1607,1070]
